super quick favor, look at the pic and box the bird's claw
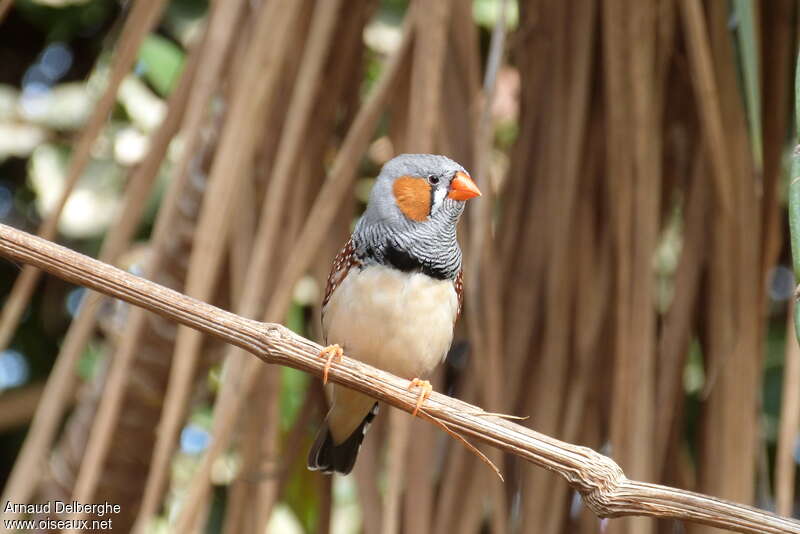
[318,344,343,385]
[407,378,432,417]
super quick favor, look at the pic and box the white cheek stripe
[430,187,447,216]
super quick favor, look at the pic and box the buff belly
[322,264,458,442]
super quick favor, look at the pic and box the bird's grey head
[362,154,480,227]
[353,154,481,280]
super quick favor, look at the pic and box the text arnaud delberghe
[4,501,120,516]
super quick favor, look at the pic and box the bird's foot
[318,344,343,385]
[407,378,432,417]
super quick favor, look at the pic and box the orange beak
[447,171,482,201]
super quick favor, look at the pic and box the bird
[307,153,481,475]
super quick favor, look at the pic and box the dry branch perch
[0,223,797,534]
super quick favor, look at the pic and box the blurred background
[0,0,798,533]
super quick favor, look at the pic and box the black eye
[427,175,440,185]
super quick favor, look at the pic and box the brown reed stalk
[678,0,735,216]
[0,0,12,24]
[760,0,795,277]
[219,392,257,533]
[654,151,706,468]
[608,3,661,534]
[382,409,410,534]
[431,372,481,532]
[353,431,384,533]
[406,0,451,153]
[550,113,610,534]
[440,0,481,166]
[693,8,763,533]
[461,0,509,531]
[251,368,283,533]
[776,306,800,516]
[229,177,259,305]
[0,383,46,432]
[500,0,553,411]
[519,2,597,533]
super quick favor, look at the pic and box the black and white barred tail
[307,403,379,475]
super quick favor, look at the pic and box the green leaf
[788,49,800,343]
[473,0,518,29]
[137,34,185,97]
[732,0,762,172]
[285,301,306,337]
[280,367,309,431]
[77,340,104,380]
[283,449,320,533]
[789,49,800,276]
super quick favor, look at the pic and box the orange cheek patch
[393,176,431,222]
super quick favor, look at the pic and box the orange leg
[318,344,343,385]
[407,378,433,417]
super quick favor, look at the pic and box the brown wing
[322,238,360,310]
[454,269,464,322]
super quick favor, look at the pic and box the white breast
[323,264,458,379]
